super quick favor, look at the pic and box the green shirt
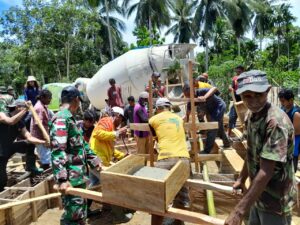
[245,103,296,215]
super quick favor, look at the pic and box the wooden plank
[185,179,237,194]
[130,123,150,131]
[0,193,61,210]
[164,161,189,209]
[184,122,218,131]
[104,154,145,174]
[102,172,166,213]
[197,154,222,162]
[131,122,218,132]
[222,149,244,173]
[66,188,224,225]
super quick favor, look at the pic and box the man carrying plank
[49,86,101,225]
[149,98,190,225]
[225,70,296,225]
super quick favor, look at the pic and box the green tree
[165,0,197,43]
[193,0,225,71]
[132,26,165,47]
[251,0,274,51]
[223,0,253,56]
[123,0,170,44]
[86,0,123,60]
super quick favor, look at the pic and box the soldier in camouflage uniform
[225,70,296,225]
[0,86,14,113]
[49,86,101,225]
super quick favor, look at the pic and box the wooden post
[148,80,154,167]
[30,191,38,222]
[188,60,199,172]
[28,104,50,143]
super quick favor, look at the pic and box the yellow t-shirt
[149,111,190,160]
[198,81,212,89]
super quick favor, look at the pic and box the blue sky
[0,0,299,52]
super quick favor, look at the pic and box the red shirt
[107,85,124,108]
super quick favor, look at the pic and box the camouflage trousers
[61,183,87,225]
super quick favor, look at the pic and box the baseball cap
[8,99,26,108]
[61,86,83,103]
[139,91,149,99]
[236,70,271,95]
[156,98,172,107]
[112,106,124,117]
[0,86,7,93]
[152,72,161,77]
[7,86,14,90]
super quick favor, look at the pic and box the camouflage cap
[7,99,26,108]
[236,70,271,95]
[0,86,7,93]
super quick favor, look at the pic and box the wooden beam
[188,60,199,172]
[148,79,154,167]
[130,123,150,131]
[184,122,218,131]
[185,179,238,194]
[131,122,218,132]
[66,188,225,225]
[197,154,222,162]
[222,149,244,173]
[0,193,62,210]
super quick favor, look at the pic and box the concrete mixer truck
[87,44,196,109]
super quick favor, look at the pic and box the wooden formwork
[0,176,55,225]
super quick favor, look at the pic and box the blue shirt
[24,87,40,106]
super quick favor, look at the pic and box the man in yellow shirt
[149,98,190,225]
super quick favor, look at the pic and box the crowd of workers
[0,67,298,225]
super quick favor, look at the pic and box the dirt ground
[30,208,197,225]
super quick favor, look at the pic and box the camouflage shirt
[49,108,100,187]
[245,103,296,215]
[0,94,14,113]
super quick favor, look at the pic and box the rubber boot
[25,154,44,175]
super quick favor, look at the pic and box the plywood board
[165,161,189,209]
[102,172,165,213]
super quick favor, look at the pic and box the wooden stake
[148,80,154,167]
[188,60,199,172]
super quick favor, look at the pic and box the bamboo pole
[188,60,199,172]
[203,163,216,217]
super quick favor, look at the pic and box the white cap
[112,106,124,117]
[27,76,37,82]
[156,98,172,107]
[139,91,149,99]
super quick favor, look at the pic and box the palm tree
[193,0,225,71]
[87,0,123,59]
[273,3,295,65]
[165,0,197,43]
[123,0,170,45]
[223,0,253,56]
[210,18,234,58]
[251,0,274,51]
